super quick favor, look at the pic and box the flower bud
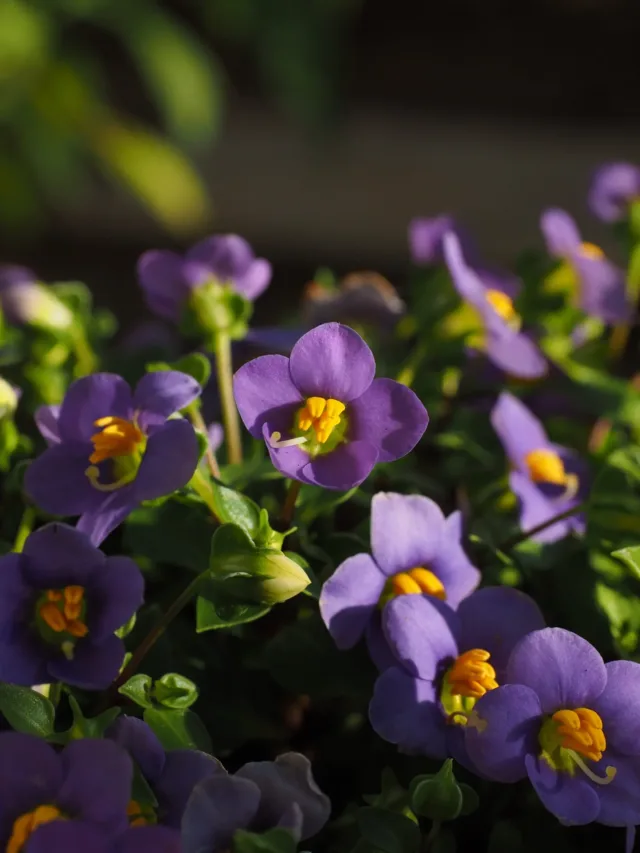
[253,551,311,604]
[0,377,19,419]
[0,266,73,331]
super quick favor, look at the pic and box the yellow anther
[297,396,346,444]
[447,649,498,699]
[390,568,446,600]
[89,416,144,465]
[485,289,517,323]
[524,449,567,485]
[579,242,605,261]
[66,620,89,639]
[7,805,64,853]
[39,602,67,633]
[391,573,422,595]
[46,589,62,602]
[127,800,148,827]
[552,707,606,762]
[39,586,88,640]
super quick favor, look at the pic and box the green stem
[499,501,587,551]
[14,506,35,553]
[188,405,221,479]
[214,331,243,465]
[282,479,302,527]
[396,339,429,387]
[71,326,98,377]
[191,469,222,522]
[423,821,441,852]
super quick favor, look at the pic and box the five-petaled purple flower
[465,627,640,828]
[320,492,480,669]
[233,323,428,490]
[540,208,630,324]
[588,162,640,223]
[182,752,331,852]
[491,392,588,543]
[137,234,272,323]
[443,232,548,380]
[25,371,202,545]
[368,587,545,767]
[0,524,143,689]
[107,716,220,829]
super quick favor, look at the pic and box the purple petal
[370,492,446,576]
[22,523,104,588]
[595,750,640,827]
[134,419,200,502]
[369,666,447,758]
[0,625,51,686]
[262,424,313,484]
[592,661,640,756]
[443,232,488,311]
[106,716,165,783]
[365,614,398,672]
[207,422,224,453]
[491,392,550,471]
[485,330,548,380]
[408,216,456,265]
[505,627,607,714]
[349,378,428,463]
[509,471,574,544]
[134,371,202,429]
[35,405,61,445]
[25,444,104,517]
[89,556,144,639]
[235,258,272,301]
[58,374,133,443]
[117,827,182,853]
[302,440,379,490]
[430,512,480,609]
[457,587,546,677]
[0,733,62,839]
[137,250,190,321]
[540,208,582,258]
[157,750,223,827]
[244,326,303,354]
[47,634,126,690]
[187,234,253,281]
[465,684,540,782]
[573,255,631,324]
[588,162,640,222]
[319,553,385,649]
[382,595,459,679]
[28,821,111,853]
[76,489,136,547]
[181,774,260,853]
[525,753,600,825]
[233,355,302,439]
[289,323,375,403]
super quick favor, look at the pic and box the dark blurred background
[1,0,639,329]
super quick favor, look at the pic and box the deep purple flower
[588,162,640,223]
[0,265,73,331]
[540,208,630,324]
[115,826,182,852]
[233,323,428,490]
[491,392,588,543]
[465,628,640,827]
[0,523,143,689]
[107,716,221,828]
[137,234,271,322]
[368,587,545,765]
[443,233,548,380]
[182,753,331,852]
[304,272,405,333]
[320,492,480,668]
[0,732,132,851]
[25,371,201,545]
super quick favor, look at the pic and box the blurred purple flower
[589,162,640,223]
[409,215,460,266]
[207,422,224,454]
[233,323,428,490]
[0,265,73,331]
[25,371,201,545]
[115,826,182,853]
[303,271,405,333]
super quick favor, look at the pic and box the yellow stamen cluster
[485,289,518,324]
[390,568,446,600]
[298,396,345,444]
[551,707,606,763]
[579,242,605,261]
[89,416,143,465]
[7,805,64,853]
[447,649,498,699]
[524,449,567,485]
[39,586,88,638]
[127,800,150,827]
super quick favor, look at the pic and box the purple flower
[207,422,224,454]
[25,371,202,545]
[491,392,588,543]
[106,716,221,828]
[443,233,548,380]
[182,753,331,852]
[588,162,640,222]
[409,215,460,266]
[233,323,428,490]
[320,492,480,668]
[368,587,545,765]
[0,732,132,851]
[540,208,630,324]
[465,628,640,827]
[137,234,271,322]
[115,827,182,853]
[0,265,73,331]
[0,523,143,689]
[303,272,405,333]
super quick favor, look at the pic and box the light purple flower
[465,628,640,827]
[320,492,480,668]
[233,323,428,490]
[409,216,461,266]
[491,392,588,543]
[0,265,73,331]
[540,208,630,324]
[25,371,202,545]
[443,233,547,380]
[588,162,640,223]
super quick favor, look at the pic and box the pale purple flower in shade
[589,162,640,222]
[233,323,428,490]
[0,265,73,331]
[137,234,271,322]
[181,753,331,852]
[409,216,459,266]
[491,392,588,543]
[0,523,143,689]
[465,628,640,827]
[540,208,630,324]
[320,492,480,669]
[25,371,201,545]
[207,423,224,454]
[443,233,548,380]
[368,587,545,766]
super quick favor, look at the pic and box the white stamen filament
[561,473,579,502]
[570,752,617,786]
[268,431,308,450]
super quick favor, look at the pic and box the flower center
[538,707,616,785]
[524,449,579,500]
[36,586,88,659]
[485,289,520,329]
[85,416,146,492]
[440,649,498,727]
[380,568,446,607]
[127,799,157,827]
[298,397,346,444]
[7,805,65,853]
[579,242,605,261]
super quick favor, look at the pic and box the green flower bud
[0,378,18,419]
[1,276,73,332]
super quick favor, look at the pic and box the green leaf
[612,545,640,581]
[147,352,212,389]
[409,760,463,822]
[211,484,261,540]
[233,828,297,853]
[458,783,479,817]
[0,685,54,737]
[195,594,270,632]
[357,807,420,853]
[118,674,154,709]
[588,448,640,549]
[143,707,212,752]
[66,696,120,740]
[362,768,409,813]
[124,498,213,573]
[153,672,199,710]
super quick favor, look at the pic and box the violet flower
[320,492,480,669]
[409,215,460,266]
[368,587,545,766]
[588,162,640,223]
[233,323,428,490]
[491,392,588,543]
[465,627,640,827]
[0,265,73,331]
[540,208,630,324]
[107,716,221,828]
[443,232,548,380]
[25,371,202,545]
[182,753,331,852]
[0,523,143,689]
[115,827,182,852]
[137,234,271,323]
